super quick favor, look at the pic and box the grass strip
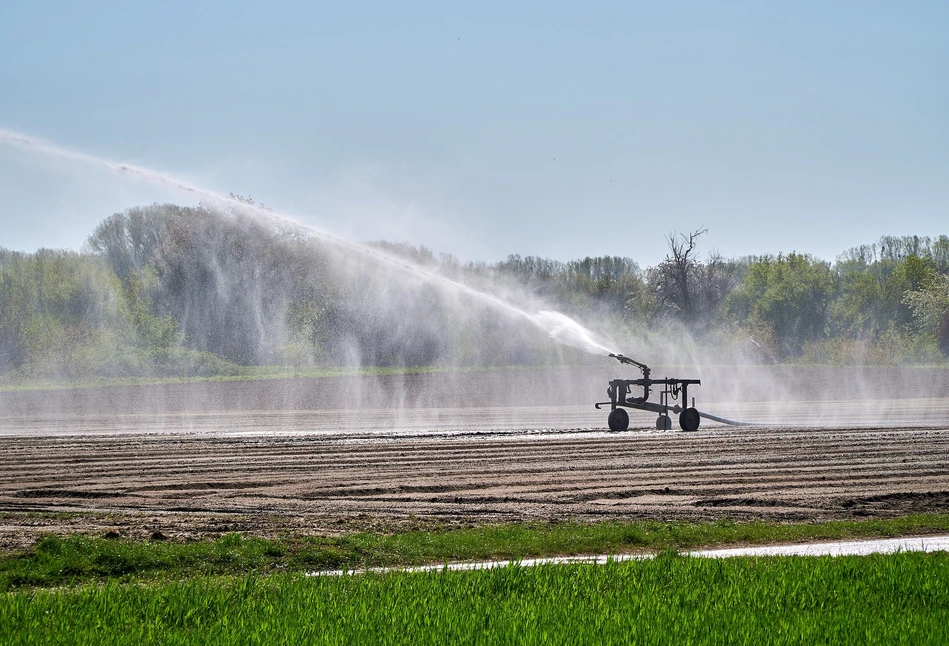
[3,514,949,591]
[3,551,949,645]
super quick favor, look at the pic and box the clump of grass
[3,552,949,644]
[0,533,281,590]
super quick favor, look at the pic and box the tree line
[1,203,947,379]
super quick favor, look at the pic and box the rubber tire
[608,408,629,432]
[656,414,672,430]
[679,407,700,432]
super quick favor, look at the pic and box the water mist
[0,128,617,359]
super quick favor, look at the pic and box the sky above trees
[1,1,947,267]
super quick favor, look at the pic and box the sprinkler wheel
[679,407,700,432]
[607,408,629,432]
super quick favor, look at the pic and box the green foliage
[3,553,949,644]
[727,247,946,361]
[839,234,949,272]
[0,248,121,376]
[905,274,949,356]
[485,253,648,321]
[728,253,837,357]
[86,208,164,279]
[3,214,949,378]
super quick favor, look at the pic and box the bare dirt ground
[1,366,948,550]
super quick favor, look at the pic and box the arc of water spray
[0,128,618,356]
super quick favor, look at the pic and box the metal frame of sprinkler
[595,353,702,432]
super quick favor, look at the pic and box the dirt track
[1,367,948,549]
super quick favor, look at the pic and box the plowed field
[1,366,948,548]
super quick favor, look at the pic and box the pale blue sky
[1,1,947,267]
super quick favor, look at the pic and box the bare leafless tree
[650,227,707,321]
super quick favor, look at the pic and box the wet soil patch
[841,491,949,514]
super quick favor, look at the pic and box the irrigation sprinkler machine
[596,353,728,432]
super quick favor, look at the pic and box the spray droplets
[531,311,618,355]
[1,127,616,358]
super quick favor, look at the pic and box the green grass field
[4,514,949,591]
[3,552,948,645]
[3,516,949,643]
